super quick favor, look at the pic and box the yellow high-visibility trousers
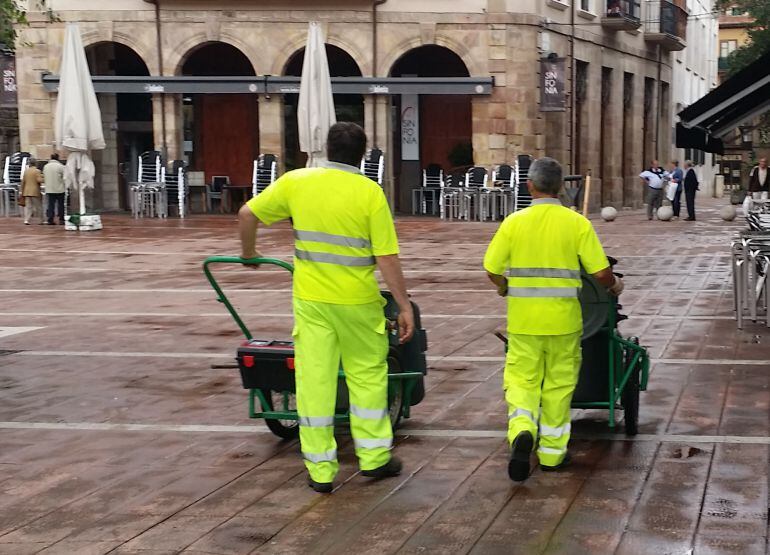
[503,332,582,467]
[293,297,393,483]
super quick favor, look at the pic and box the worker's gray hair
[528,157,563,195]
[685,159,693,168]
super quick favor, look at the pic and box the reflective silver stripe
[295,249,375,267]
[303,449,338,463]
[507,268,580,280]
[294,230,372,249]
[539,422,571,438]
[350,405,389,420]
[508,408,536,424]
[507,287,579,298]
[537,446,567,455]
[354,438,393,450]
[298,416,335,428]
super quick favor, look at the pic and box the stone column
[258,95,284,172]
[152,93,182,161]
[364,95,375,148]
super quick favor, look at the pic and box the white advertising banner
[401,94,419,161]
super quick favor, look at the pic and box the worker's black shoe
[361,456,402,479]
[540,452,572,472]
[508,431,534,482]
[307,477,333,494]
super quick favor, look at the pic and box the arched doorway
[181,42,258,186]
[390,45,472,212]
[85,42,153,210]
[283,45,364,170]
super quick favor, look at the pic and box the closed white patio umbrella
[55,23,106,217]
[297,21,336,168]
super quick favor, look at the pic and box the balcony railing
[645,0,688,51]
[602,0,642,30]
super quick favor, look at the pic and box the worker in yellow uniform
[483,157,623,482]
[239,122,414,493]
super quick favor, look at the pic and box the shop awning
[677,50,770,155]
[41,74,495,96]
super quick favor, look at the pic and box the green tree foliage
[716,0,770,75]
[0,1,56,51]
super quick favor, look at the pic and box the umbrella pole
[79,185,86,215]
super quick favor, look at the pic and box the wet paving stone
[0,199,768,553]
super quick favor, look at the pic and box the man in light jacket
[43,153,66,225]
[21,158,44,225]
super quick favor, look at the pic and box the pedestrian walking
[43,153,66,225]
[683,160,699,221]
[483,157,623,482]
[238,122,414,493]
[639,168,664,221]
[21,158,44,225]
[742,158,768,214]
[668,160,684,220]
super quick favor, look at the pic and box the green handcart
[203,256,429,439]
[497,258,650,435]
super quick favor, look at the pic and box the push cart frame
[203,256,425,433]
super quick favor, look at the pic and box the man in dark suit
[683,160,699,221]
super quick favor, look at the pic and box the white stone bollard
[601,207,618,222]
[657,206,674,221]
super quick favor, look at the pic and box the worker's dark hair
[51,153,60,161]
[528,157,563,195]
[327,122,367,168]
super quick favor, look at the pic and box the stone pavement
[0,198,767,554]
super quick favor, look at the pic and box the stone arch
[169,34,259,76]
[80,31,156,75]
[383,34,480,78]
[271,33,369,77]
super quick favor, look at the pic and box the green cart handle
[203,255,294,340]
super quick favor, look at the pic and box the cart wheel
[387,354,404,430]
[260,389,300,440]
[622,337,641,436]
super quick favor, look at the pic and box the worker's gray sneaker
[361,456,402,479]
[307,477,333,494]
[508,431,534,482]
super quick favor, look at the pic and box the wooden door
[419,95,472,171]
[198,94,259,185]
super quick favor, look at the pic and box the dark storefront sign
[540,58,566,112]
[41,74,495,96]
[0,54,17,107]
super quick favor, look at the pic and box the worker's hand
[608,276,625,297]
[497,282,508,298]
[240,250,264,267]
[397,305,415,344]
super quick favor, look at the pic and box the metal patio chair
[207,176,228,213]
[161,160,188,218]
[513,155,533,212]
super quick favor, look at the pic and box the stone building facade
[16,0,690,212]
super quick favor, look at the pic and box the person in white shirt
[640,169,664,221]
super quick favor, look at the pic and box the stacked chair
[132,151,164,218]
[1,152,30,217]
[252,154,278,197]
[513,155,533,212]
[734,199,770,329]
[413,155,537,221]
[161,160,188,218]
[361,148,384,186]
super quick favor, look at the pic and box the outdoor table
[224,184,252,212]
[412,186,441,215]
